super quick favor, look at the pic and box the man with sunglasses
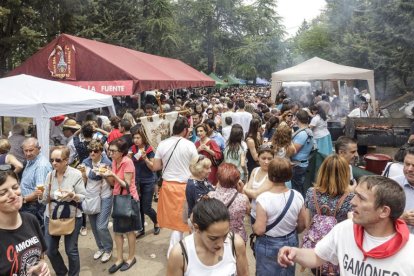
[20,138,52,231]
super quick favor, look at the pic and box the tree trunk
[140,0,150,48]
[206,15,215,73]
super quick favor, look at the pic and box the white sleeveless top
[250,167,268,218]
[184,234,236,276]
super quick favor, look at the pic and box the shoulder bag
[112,185,140,219]
[82,170,102,215]
[48,173,76,236]
[249,190,295,257]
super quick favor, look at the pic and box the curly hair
[271,124,292,150]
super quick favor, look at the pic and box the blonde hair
[0,139,11,154]
[51,145,70,160]
[189,156,212,178]
[314,154,350,196]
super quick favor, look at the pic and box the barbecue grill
[344,117,411,147]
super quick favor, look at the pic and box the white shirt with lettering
[315,219,414,275]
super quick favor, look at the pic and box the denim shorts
[255,231,298,276]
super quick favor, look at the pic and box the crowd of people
[0,86,414,276]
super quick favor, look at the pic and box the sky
[277,0,326,37]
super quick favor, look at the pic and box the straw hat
[62,119,81,130]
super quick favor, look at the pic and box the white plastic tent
[271,57,376,115]
[0,74,116,157]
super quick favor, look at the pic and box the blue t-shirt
[131,145,156,182]
[291,129,313,167]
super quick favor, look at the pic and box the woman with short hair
[167,198,249,276]
[102,138,141,273]
[79,139,113,263]
[42,146,87,276]
[209,163,250,242]
[186,155,214,219]
[0,168,50,276]
[253,157,306,275]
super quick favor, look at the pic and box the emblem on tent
[48,44,76,80]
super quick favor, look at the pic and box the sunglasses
[50,158,64,163]
[88,149,101,154]
[0,164,12,171]
[259,144,273,150]
[196,155,206,163]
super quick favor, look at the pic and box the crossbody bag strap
[383,162,394,177]
[333,193,349,217]
[48,172,53,217]
[179,240,188,274]
[226,192,239,208]
[313,189,322,215]
[162,138,182,174]
[265,190,295,232]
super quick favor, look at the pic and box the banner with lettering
[60,80,134,96]
[48,44,77,80]
[140,112,179,149]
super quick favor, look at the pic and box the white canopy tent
[0,74,116,157]
[271,57,376,115]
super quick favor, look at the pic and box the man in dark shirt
[120,119,133,148]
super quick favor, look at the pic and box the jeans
[255,233,298,276]
[291,165,308,198]
[45,217,82,276]
[89,196,113,252]
[21,202,46,232]
[138,179,157,230]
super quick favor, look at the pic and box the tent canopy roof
[8,34,215,93]
[0,74,115,158]
[0,74,114,119]
[272,57,374,81]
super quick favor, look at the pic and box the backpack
[292,128,318,157]
[302,190,348,275]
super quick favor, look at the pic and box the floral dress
[305,187,354,223]
[210,186,248,242]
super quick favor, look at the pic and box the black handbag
[112,186,140,219]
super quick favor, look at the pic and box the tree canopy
[1,0,413,98]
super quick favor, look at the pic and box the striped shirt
[20,155,52,196]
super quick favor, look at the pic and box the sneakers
[101,251,112,263]
[80,227,87,236]
[93,250,104,260]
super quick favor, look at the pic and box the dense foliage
[288,0,414,99]
[1,0,413,97]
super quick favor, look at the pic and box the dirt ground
[49,146,398,276]
[50,207,313,276]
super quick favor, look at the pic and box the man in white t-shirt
[152,116,198,257]
[348,101,370,118]
[231,99,252,138]
[278,175,414,275]
[221,101,234,128]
